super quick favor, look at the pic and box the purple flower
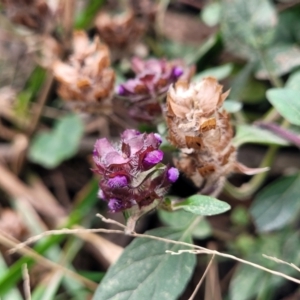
[107,175,128,188]
[172,67,184,78]
[108,198,124,213]
[143,150,164,168]
[154,133,162,145]
[116,57,194,122]
[167,167,179,183]
[93,129,179,212]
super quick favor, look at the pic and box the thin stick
[22,264,31,300]
[7,214,300,286]
[263,254,300,273]
[96,213,127,229]
[167,249,300,285]
[188,254,215,300]
[8,228,125,254]
[0,232,97,290]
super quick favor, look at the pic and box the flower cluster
[95,10,145,59]
[93,129,179,212]
[166,77,267,195]
[117,57,194,122]
[1,0,54,33]
[52,31,115,114]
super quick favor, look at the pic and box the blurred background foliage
[0,0,300,299]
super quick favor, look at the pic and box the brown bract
[1,0,54,33]
[95,10,145,59]
[52,31,115,114]
[166,77,268,195]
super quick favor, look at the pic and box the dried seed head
[1,0,54,33]
[95,10,145,59]
[167,77,230,149]
[166,77,268,196]
[117,57,194,122]
[93,129,178,212]
[52,31,115,114]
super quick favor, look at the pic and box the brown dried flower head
[52,31,115,114]
[95,10,145,59]
[166,77,268,195]
[1,0,54,33]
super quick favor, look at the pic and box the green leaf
[193,63,233,82]
[158,210,211,239]
[274,6,300,45]
[75,0,105,29]
[174,195,231,216]
[93,228,196,300]
[233,124,289,147]
[266,88,300,126]
[286,69,300,91]
[221,0,277,59]
[256,44,300,79]
[201,2,221,27]
[250,173,300,232]
[222,100,242,113]
[0,253,22,300]
[28,114,84,168]
[230,206,250,227]
[230,231,300,300]
[229,62,267,104]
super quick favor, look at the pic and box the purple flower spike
[143,150,164,167]
[154,133,163,145]
[172,67,183,78]
[108,198,124,212]
[167,167,179,183]
[107,175,128,188]
[93,129,175,213]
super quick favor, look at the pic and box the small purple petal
[98,189,106,199]
[143,150,164,166]
[121,129,141,141]
[117,85,125,95]
[154,133,162,145]
[172,67,183,78]
[107,175,128,188]
[108,198,123,212]
[167,167,179,183]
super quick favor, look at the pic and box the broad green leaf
[201,2,221,27]
[222,100,242,113]
[274,6,300,45]
[256,44,300,79]
[221,0,277,58]
[250,173,300,232]
[233,124,289,147]
[229,62,267,104]
[28,114,84,168]
[266,88,300,126]
[93,228,196,300]
[174,195,230,216]
[158,210,211,239]
[193,64,233,82]
[286,69,300,91]
[230,232,300,300]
